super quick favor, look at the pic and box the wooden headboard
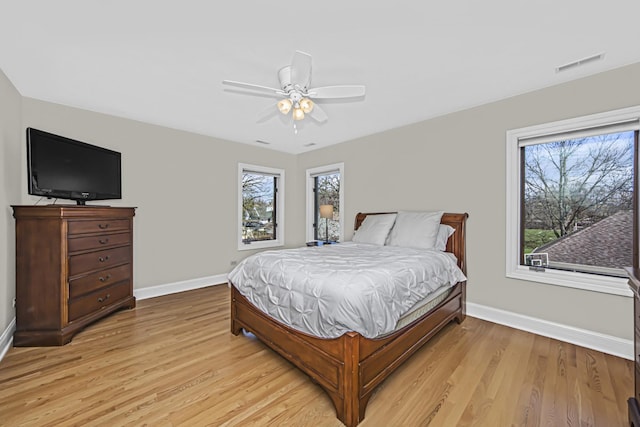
[354,212,468,274]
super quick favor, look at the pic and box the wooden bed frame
[230,212,468,427]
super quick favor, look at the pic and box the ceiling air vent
[303,142,317,147]
[255,140,270,145]
[556,53,604,73]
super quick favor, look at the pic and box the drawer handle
[98,223,110,229]
[98,238,110,244]
[98,255,110,263]
[97,294,111,303]
[99,274,112,282]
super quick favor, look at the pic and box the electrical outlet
[230,260,238,266]
[12,298,16,308]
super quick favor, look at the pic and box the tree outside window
[242,172,277,243]
[238,163,284,250]
[521,130,636,277]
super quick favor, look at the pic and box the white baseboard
[467,302,633,360]
[133,274,227,301]
[0,318,16,362]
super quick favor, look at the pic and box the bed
[229,212,468,427]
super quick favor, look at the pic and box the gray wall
[0,69,22,336]
[20,99,300,288]
[297,62,640,341]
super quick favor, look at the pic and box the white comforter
[228,242,467,339]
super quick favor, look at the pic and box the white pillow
[387,211,444,249]
[435,224,455,251]
[352,213,397,245]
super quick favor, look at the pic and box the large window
[238,163,284,250]
[306,163,344,242]
[506,106,640,296]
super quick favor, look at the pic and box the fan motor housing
[278,66,292,91]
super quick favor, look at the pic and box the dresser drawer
[68,281,131,322]
[69,264,131,299]
[68,231,131,253]
[68,219,130,235]
[69,246,131,277]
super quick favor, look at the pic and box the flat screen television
[27,128,122,205]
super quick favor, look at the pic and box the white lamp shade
[277,98,292,114]
[292,107,305,121]
[300,98,314,114]
[319,204,333,219]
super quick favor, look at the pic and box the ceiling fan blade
[308,85,366,99]
[222,80,283,95]
[309,104,328,123]
[290,51,312,89]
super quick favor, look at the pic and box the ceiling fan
[222,51,365,123]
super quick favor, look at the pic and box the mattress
[228,242,467,339]
[393,285,452,331]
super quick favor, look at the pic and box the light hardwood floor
[0,285,633,426]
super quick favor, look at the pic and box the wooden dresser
[627,267,640,426]
[12,205,136,346]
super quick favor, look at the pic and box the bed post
[340,332,361,427]
[230,286,242,335]
[456,281,467,323]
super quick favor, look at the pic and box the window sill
[238,240,283,251]
[507,266,633,297]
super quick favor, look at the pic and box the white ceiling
[1,1,639,154]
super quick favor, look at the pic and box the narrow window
[238,163,284,250]
[306,163,344,243]
[314,172,341,242]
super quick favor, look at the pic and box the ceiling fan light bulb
[292,107,305,121]
[300,98,314,113]
[277,99,292,114]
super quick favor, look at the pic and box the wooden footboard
[230,281,466,426]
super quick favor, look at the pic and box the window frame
[238,163,285,251]
[305,163,344,243]
[506,106,640,297]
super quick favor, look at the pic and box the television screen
[27,128,122,204]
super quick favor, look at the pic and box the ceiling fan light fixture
[299,98,314,114]
[292,107,305,121]
[277,98,292,114]
[223,51,366,126]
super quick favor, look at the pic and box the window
[506,106,640,296]
[306,163,344,242]
[238,163,284,250]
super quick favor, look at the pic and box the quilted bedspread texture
[228,242,467,339]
